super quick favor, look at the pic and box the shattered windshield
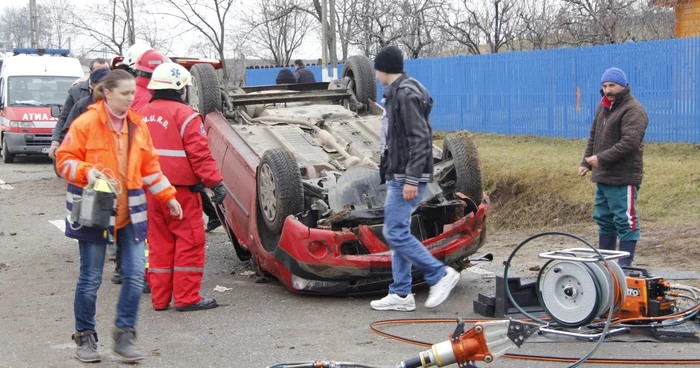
[8,76,77,106]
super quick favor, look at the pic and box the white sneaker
[370,293,416,311]
[425,267,460,308]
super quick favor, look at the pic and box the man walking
[293,59,316,83]
[370,45,460,311]
[579,67,649,267]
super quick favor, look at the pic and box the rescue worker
[56,69,183,363]
[132,49,168,111]
[120,43,153,77]
[139,63,227,312]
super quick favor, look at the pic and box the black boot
[618,241,637,267]
[599,235,617,251]
[175,297,218,312]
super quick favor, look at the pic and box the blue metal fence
[245,37,700,143]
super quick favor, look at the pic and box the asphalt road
[1,155,699,368]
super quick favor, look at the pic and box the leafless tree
[559,0,638,45]
[395,0,446,58]
[244,0,315,66]
[517,0,563,49]
[68,0,133,56]
[42,0,76,49]
[0,5,55,49]
[153,0,237,86]
[441,0,521,54]
[333,0,361,61]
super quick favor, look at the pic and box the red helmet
[135,49,168,73]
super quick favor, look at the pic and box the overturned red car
[189,55,490,295]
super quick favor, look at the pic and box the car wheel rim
[259,163,277,222]
[190,78,200,111]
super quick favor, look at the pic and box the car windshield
[7,76,77,106]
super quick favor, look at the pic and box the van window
[0,78,4,106]
[7,76,76,106]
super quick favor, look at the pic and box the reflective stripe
[143,173,162,185]
[180,112,200,138]
[173,266,204,272]
[157,149,187,157]
[132,211,148,224]
[66,192,81,204]
[109,216,115,226]
[148,177,172,195]
[62,160,79,181]
[149,268,172,274]
[128,194,147,206]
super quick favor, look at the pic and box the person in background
[579,67,649,267]
[139,63,226,312]
[58,68,110,144]
[370,45,460,312]
[132,49,169,112]
[276,69,297,85]
[57,69,182,363]
[293,59,316,83]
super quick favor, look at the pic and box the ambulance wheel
[257,148,304,234]
[2,139,15,163]
[189,63,222,116]
[440,132,483,205]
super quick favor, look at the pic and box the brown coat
[581,87,649,186]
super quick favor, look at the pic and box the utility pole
[129,0,136,45]
[29,0,38,48]
[320,0,338,81]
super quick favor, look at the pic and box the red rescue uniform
[140,97,223,309]
[132,76,153,112]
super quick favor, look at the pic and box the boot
[111,264,122,284]
[72,330,100,363]
[112,327,146,363]
[598,235,617,251]
[175,297,218,312]
[143,279,151,294]
[618,241,637,267]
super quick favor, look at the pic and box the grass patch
[434,133,700,230]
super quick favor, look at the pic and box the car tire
[341,55,377,106]
[257,148,304,234]
[442,132,483,206]
[188,63,222,116]
[2,138,15,163]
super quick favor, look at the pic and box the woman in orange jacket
[56,69,182,364]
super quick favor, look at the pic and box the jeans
[74,223,145,331]
[383,180,446,295]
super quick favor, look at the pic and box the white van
[0,48,84,163]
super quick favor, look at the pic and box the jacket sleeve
[139,126,177,203]
[61,100,86,141]
[55,118,93,183]
[398,90,432,186]
[596,105,649,166]
[52,88,76,143]
[581,110,598,169]
[181,112,223,188]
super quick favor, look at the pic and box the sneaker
[370,293,416,311]
[425,267,460,308]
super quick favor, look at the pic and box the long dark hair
[95,69,135,101]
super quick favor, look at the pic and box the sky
[1,0,325,61]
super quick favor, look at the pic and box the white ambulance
[0,48,84,163]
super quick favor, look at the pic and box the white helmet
[147,63,192,90]
[123,44,153,68]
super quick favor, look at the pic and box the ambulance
[0,48,84,163]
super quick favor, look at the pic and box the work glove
[211,181,227,204]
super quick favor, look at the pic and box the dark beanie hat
[374,45,404,74]
[89,67,110,84]
[276,68,296,84]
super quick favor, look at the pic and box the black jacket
[380,74,434,186]
[52,79,90,143]
[294,66,316,84]
[61,95,95,141]
[582,87,649,186]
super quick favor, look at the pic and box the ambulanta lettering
[22,113,57,121]
[627,288,641,297]
[143,115,169,128]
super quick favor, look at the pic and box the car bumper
[272,203,489,295]
[3,132,52,155]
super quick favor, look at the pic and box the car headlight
[291,274,341,291]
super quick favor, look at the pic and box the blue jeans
[383,180,446,295]
[593,183,640,242]
[74,223,145,331]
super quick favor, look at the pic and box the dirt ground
[2,156,700,368]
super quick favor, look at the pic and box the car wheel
[188,63,222,116]
[2,138,15,164]
[341,55,377,106]
[215,202,251,261]
[257,148,304,234]
[441,132,483,205]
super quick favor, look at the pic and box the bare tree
[517,0,566,50]
[245,0,314,66]
[441,0,521,54]
[395,0,445,58]
[154,0,236,86]
[43,0,76,49]
[348,0,404,58]
[334,0,361,61]
[559,0,637,45]
[0,5,55,49]
[69,0,133,56]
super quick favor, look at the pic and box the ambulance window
[0,78,4,107]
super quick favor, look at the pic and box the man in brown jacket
[579,67,649,267]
